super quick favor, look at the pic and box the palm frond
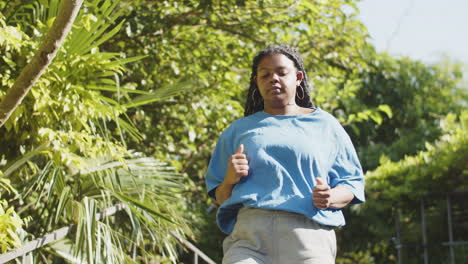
[2,145,48,178]
[67,0,125,56]
[63,156,189,263]
[124,80,196,108]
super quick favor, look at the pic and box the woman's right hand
[215,144,249,204]
[224,144,249,185]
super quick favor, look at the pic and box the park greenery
[0,0,467,263]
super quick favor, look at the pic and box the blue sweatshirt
[206,108,365,234]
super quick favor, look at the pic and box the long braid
[244,44,314,117]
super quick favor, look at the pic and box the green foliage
[0,178,29,254]
[366,110,468,201]
[1,0,194,262]
[0,200,25,253]
[336,249,375,264]
[340,110,468,262]
[350,54,467,170]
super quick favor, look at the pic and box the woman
[205,44,365,264]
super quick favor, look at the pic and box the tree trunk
[0,0,84,128]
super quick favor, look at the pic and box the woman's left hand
[313,177,331,209]
[313,177,355,209]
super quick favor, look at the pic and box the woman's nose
[269,73,279,83]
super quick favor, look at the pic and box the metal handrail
[171,231,217,264]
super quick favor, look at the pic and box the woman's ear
[296,71,304,85]
[253,75,258,86]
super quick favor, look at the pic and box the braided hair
[244,44,314,116]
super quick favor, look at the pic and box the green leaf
[378,104,393,118]
[114,193,175,224]
[124,81,195,108]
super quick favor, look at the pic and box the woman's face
[255,53,303,108]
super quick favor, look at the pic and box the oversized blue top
[205,108,365,234]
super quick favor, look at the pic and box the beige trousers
[222,207,336,264]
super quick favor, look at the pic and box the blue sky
[357,0,468,64]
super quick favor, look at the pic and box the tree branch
[0,0,84,128]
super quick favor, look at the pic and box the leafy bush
[0,178,28,254]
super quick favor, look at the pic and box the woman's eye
[261,73,269,78]
[279,71,288,76]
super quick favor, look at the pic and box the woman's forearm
[215,181,235,205]
[329,185,354,209]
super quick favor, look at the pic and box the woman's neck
[263,104,310,116]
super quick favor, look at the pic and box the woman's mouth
[270,86,282,93]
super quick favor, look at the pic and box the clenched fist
[313,177,331,209]
[224,144,249,185]
[215,144,249,204]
